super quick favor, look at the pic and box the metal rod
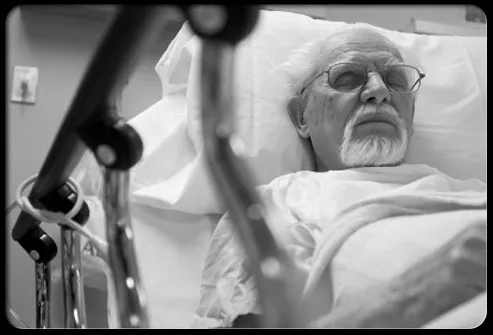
[35,262,51,329]
[200,41,306,328]
[103,169,149,328]
[61,227,87,328]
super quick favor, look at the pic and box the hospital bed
[9,5,486,329]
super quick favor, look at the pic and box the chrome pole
[35,262,51,328]
[103,169,149,328]
[199,40,307,328]
[60,227,87,328]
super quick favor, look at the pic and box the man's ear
[287,95,310,138]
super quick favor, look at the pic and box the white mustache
[351,103,402,128]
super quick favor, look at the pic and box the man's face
[301,30,415,169]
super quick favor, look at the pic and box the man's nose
[361,72,391,104]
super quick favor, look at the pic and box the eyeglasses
[299,62,426,95]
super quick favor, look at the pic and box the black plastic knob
[182,5,259,45]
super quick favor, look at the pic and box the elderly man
[191,26,486,328]
[286,27,418,171]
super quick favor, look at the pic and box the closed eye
[332,72,366,89]
[386,71,409,89]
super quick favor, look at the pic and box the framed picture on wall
[465,5,486,24]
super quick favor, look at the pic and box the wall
[264,5,476,32]
[6,6,182,328]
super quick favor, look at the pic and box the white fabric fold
[192,164,486,327]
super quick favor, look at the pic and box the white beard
[339,105,409,168]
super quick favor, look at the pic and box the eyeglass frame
[299,62,426,96]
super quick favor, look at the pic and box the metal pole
[60,227,87,328]
[199,40,306,328]
[103,169,149,328]
[35,262,51,328]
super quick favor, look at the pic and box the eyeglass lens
[328,63,420,92]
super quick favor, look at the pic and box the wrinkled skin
[288,28,416,171]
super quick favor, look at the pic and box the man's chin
[339,136,407,168]
[351,130,400,142]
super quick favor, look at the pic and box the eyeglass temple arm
[299,72,325,96]
[410,72,426,91]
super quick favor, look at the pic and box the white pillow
[129,10,486,215]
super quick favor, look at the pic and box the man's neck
[314,155,408,172]
[314,154,347,172]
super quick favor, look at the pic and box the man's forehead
[321,29,403,65]
[332,49,403,67]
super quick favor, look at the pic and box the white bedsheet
[193,163,486,328]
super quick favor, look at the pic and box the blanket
[191,164,486,328]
